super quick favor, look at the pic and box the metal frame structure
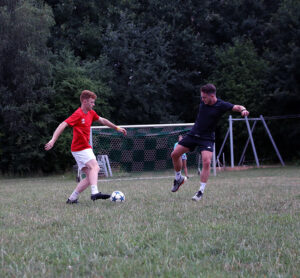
[217,115,285,168]
[76,154,113,181]
[97,155,113,177]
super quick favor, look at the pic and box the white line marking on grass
[98,175,195,183]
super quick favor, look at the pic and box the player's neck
[208,97,217,106]
[81,105,89,114]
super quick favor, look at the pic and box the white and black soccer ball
[110,191,125,202]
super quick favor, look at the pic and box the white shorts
[71,148,96,170]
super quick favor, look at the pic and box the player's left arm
[232,105,249,117]
[97,117,127,136]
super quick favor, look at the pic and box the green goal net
[90,124,198,173]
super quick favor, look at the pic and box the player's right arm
[45,121,68,151]
[232,105,249,117]
[97,117,127,136]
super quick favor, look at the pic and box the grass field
[0,166,299,277]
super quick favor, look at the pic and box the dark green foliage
[45,0,119,58]
[103,15,176,123]
[264,0,300,107]
[1,0,300,174]
[211,39,269,113]
[0,0,54,174]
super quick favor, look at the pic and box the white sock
[199,182,206,193]
[175,171,182,181]
[91,184,99,195]
[69,190,79,201]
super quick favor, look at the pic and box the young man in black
[171,84,249,201]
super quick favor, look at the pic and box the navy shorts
[179,135,214,153]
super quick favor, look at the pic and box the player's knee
[202,158,211,168]
[91,164,100,173]
[171,150,180,159]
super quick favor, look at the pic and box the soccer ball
[110,191,125,202]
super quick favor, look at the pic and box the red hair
[80,90,97,102]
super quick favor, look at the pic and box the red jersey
[64,108,99,152]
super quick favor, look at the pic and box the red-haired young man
[45,90,127,204]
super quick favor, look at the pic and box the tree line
[0,0,299,174]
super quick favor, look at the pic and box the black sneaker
[91,192,111,201]
[171,176,187,192]
[192,191,203,201]
[66,198,78,204]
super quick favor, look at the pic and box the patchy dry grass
[0,166,299,277]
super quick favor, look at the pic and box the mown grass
[0,166,299,277]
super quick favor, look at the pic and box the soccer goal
[90,123,197,174]
[90,123,217,177]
